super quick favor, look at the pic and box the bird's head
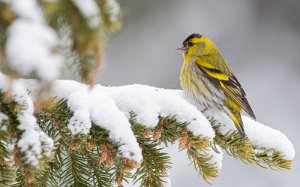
[176,33,217,58]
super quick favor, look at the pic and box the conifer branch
[0,122,16,186]
[155,116,219,183]
[0,80,295,186]
[0,1,295,185]
[210,118,293,170]
[131,116,171,187]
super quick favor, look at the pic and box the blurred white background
[98,0,300,186]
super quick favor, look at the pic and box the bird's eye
[187,42,194,47]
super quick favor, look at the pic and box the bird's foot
[201,107,208,113]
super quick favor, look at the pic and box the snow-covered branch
[24,79,295,166]
[0,73,53,167]
[0,77,295,186]
[0,1,295,186]
[22,80,217,163]
[4,0,62,82]
[0,0,122,88]
[208,111,295,160]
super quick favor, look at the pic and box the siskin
[177,33,256,137]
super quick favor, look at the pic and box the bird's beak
[175,45,187,53]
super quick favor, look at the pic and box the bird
[177,33,256,137]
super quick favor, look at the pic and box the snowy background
[99,0,300,186]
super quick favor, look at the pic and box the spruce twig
[210,118,292,170]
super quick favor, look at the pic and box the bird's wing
[195,57,256,120]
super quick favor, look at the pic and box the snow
[105,85,215,139]
[53,83,214,137]
[103,0,121,22]
[72,0,101,28]
[0,0,293,182]
[66,86,142,162]
[38,130,54,157]
[10,79,296,166]
[243,116,295,160]
[54,80,85,98]
[10,0,44,22]
[21,81,215,162]
[205,110,295,160]
[5,0,62,82]
[68,110,91,135]
[0,73,54,166]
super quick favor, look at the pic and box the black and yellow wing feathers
[195,57,256,120]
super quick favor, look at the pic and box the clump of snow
[6,20,61,81]
[53,80,86,98]
[0,73,54,166]
[5,0,62,82]
[243,116,295,160]
[68,110,91,135]
[38,130,54,157]
[65,86,142,162]
[20,79,85,100]
[106,86,160,127]
[10,0,44,22]
[72,0,101,28]
[205,110,295,160]
[88,90,142,161]
[103,0,121,22]
[105,85,215,139]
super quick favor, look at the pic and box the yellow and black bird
[177,33,256,137]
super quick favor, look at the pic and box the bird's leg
[201,107,208,113]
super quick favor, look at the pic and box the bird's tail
[228,109,245,137]
[224,101,246,137]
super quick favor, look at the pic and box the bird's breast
[180,61,224,108]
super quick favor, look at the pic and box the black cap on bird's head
[176,33,203,53]
[183,33,202,45]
